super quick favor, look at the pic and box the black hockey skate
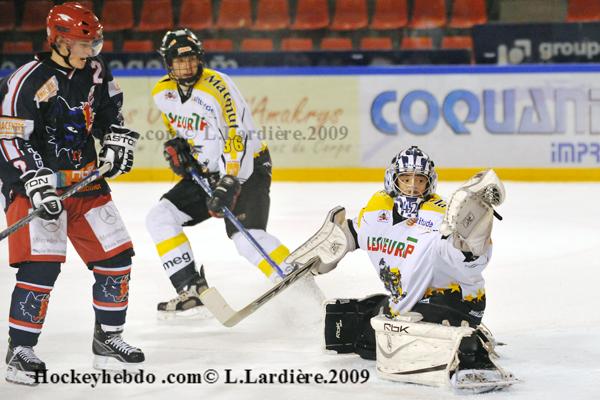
[92,323,144,371]
[450,334,517,393]
[157,276,211,320]
[5,342,46,386]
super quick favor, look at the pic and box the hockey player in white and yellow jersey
[285,146,514,391]
[352,155,490,321]
[145,29,295,318]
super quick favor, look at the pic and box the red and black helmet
[47,2,103,50]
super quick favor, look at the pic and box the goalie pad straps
[285,206,355,275]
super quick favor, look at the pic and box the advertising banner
[360,71,600,169]
[473,22,600,64]
[119,75,361,171]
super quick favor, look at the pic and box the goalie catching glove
[98,124,140,179]
[22,167,63,220]
[440,169,505,256]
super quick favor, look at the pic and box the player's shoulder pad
[199,68,233,92]
[357,191,394,227]
[364,190,394,213]
[420,193,447,214]
[151,75,176,96]
[201,67,222,79]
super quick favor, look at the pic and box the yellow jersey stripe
[420,194,446,214]
[257,245,290,278]
[200,70,242,163]
[151,75,176,96]
[156,232,190,257]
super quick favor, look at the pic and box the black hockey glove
[99,124,140,179]
[163,137,201,178]
[22,168,63,220]
[207,175,241,218]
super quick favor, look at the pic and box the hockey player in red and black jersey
[0,3,144,385]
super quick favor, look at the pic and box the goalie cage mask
[384,146,438,219]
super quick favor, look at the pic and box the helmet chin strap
[51,42,76,69]
[170,64,203,103]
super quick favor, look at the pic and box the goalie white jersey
[152,68,266,182]
[352,191,492,315]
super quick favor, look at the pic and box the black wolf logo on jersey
[378,258,403,301]
[19,292,50,324]
[101,275,129,303]
[46,96,94,168]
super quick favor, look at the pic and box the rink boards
[6,64,600,181]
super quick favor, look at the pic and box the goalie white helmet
[384,146,437,219]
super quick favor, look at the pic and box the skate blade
[451,369,518,393]
[5,365,40,386]
[157,305,213,321]
[93,355,144,372]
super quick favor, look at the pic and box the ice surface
[1,181,599,399]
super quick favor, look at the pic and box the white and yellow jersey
[152,68,266,182]
[352,191,491,315]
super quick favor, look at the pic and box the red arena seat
[281,38,314,51]
[401,36,433,50]
[449,0,487,28]
[0,1,16,32]
[216,0,251,29]
[360,37,393,50]
[101,0,134,31]
[441,35,473,50]
[122,40,154,53]
[330,0,368,31]
[179,0,213,30]
[136,0,174,32]
[409,0,446,29]
[370,0,408,30]
[253,0,290,31]
[202,39,234,52]
[3,41,34,53]
[321,37,353,51]
[567,0,600,22]
[240,38,274,52]
[19,0,54,32]
[292,0,329,30]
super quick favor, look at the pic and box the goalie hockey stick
[188,168,285,278]
[0,162,112,242]
[199,260,315,327]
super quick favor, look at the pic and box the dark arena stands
[1,0,600,69]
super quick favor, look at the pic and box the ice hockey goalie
[285,147,517,393]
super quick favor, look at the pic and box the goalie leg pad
[371,315,517,391]
[323,294,388,359]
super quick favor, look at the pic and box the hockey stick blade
[200,261,315,327]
